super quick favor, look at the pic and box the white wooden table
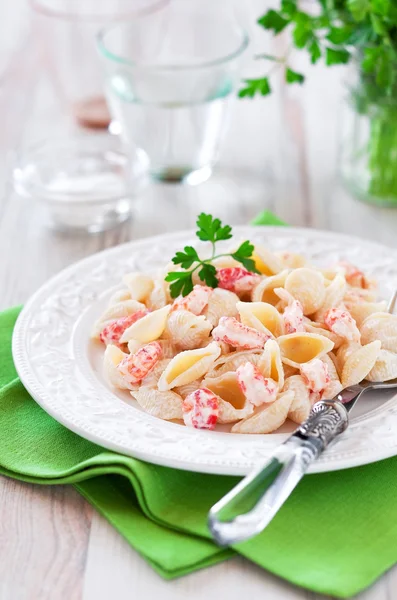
[2,2,397,599]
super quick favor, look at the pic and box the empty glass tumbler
[97,0,249,184]
[30,0,169,129]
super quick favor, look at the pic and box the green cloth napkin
[2,213,397,598]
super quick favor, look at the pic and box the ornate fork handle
[208,395,355,547]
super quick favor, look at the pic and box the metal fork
[208,290,397,547]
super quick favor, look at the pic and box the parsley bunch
[239,0,397,99]
[165,213,259,298]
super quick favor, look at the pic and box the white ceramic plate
[12,226,397,475]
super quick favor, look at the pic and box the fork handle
[208,400,350,546]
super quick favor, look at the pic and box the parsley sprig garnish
[165,213,259,298]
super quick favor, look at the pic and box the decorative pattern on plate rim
[12,226,397,475]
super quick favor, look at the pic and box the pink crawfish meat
[212,316,269,349]
[276,288,305,334]
[182,388,219,430]
[171,285,212,315]
[338,261,374,290]
[236,362,278,407]
[99,310,149,346]
[117,341,162,385]
[216,267,260,295]
[324,307,360,342]
[300,359,330,400]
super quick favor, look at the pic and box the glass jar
[339,63,397,207]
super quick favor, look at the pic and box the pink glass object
[30,0,169,129]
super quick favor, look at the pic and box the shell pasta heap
[91,243,396,434]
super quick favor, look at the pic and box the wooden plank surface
[2,1,397,599]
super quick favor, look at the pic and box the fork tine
[387,290,397,314]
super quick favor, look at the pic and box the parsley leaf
[171,246,199,269]
[232,241,260,274]
[308,39,322,64]
[258,10,289,34]
[286,67,305,84]
[326,26,353,45]
[347,0,370,21]
[196,213,233,243]
[198,263,218,288]
[165,271,194,298]
[239,78,271,99]
[325,47,350,66]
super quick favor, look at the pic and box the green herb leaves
[325,48,350,66]
[165,214,258,298]
[285,68,305,84]
[239,78,271,98]
[196,213,232,243]
[239,0,397,100]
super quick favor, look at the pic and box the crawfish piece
[182,387,219,429]
[99,310,149,346]
[236,362,278,407]
[338,261,375,290]
[212,316,269,350]
[117,341,162,385]
[300,358,330,395]
[216,267,260,295]
[324,307,361,342]
[171,285,212,315]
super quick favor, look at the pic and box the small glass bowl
[12,134,149,233]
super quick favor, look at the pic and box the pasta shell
[321,353,339,382]
[344,287,378,304]
[108,289,132,306]
[120,305,171,344]
[277,252,307,269]
[313,274,347,323]
[303,320,343,349]
[335,342,361,378]
[251,270,289,305]
[285,268,326,315]
[278,333,334,368]
[203,288,239,327]
[366,349,397,382]
[147,277,170,310]
[231,390,294,434]
[174,379,203,399]
[206,349,262,378]
[341,340,381,387]
[347,301,387,327]
[127,340,143,354]
[257,339,285,389]
[156,339,178,359]
[164,310,212,351]
[252,245,284,276]
[283,364,299,378]
[283,375,311,424]
[360,312,397,352]
[91,299,146,339]
[203,372,254,423]
[237,301,283,337]
[131,387,183,420]
[323,379,343,399]
[158,342,221,391]
[140,359,172,388]
[103,345,137,391]
[123,273,154,302]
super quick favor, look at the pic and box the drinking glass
[97,0,249,184]
[30,0,169,129]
